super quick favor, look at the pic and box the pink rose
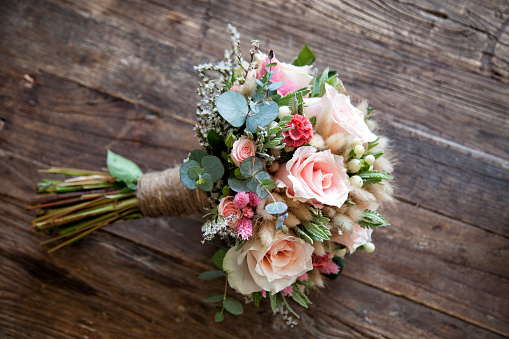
[223,230,314,294]
[255,53,313,96]
[274,146,351,208]
[331,223,372,254]
[218,196,242,229]
[304,84,377,142]
[231,136,256,167]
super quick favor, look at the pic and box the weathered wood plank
[0,57,507,336]
[0,160,504,339]
[0,0,507,161]
[1,56,506,235]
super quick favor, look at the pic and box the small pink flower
[297,273,308,281]
[233,191,250,209]
[237,218,253,240]
[281,285,293,297]
[283,114,313,147]
[242,207,254,219]
[248,192,261,207]
[260,290,267,298]
[320,260,340,275]
[331,223,372,254]
[231,136,256,167]
[218,196,242,229]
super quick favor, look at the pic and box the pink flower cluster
[219,192,260,240]
[312,253,340,275]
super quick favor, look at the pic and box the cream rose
[231,136,256,167]
[331,223,372,254]
[223,230,314,294]
[218,196,242,229]
[274,146,351,208]
[304,83,377,142]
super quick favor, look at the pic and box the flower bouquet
[30,25,394,325]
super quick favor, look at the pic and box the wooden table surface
[1,1,508,338]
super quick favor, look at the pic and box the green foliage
[358,210,390,229]
[106,150,143,190]
[297,207,331,243]
[367,137,380,151]
[253,115,292,164]
[207,130,227,158]
[277,88,311,107]
[313,68,341,97]
[211,248,226,270]
[202,295,224,303]
[180,151,225,191]
[198,270,226,280]
[291,44,316,66]
[291,289,312,309]
[223,297,244,315]
[253,292,263,307]
[216,91,279,133]
[357,170,392,186]
[214,312,224,322]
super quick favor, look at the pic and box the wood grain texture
[0,0,508,337]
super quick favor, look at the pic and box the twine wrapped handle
[137,167,208,218]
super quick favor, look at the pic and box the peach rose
[254,53,313,96]
[231,136,256,167]
[331,223,372,254]
[274,146,351,208]
[304,83,377,142]
[218,196,242,229]
[223,230,314,294]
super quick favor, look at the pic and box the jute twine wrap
[137,166,208,218]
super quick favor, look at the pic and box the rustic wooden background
[1,1,508,338]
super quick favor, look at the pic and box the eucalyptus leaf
[187,166,204,181]
[245,100,279,133]
[107,150,143,190]
[189,149,207,163]
[228,177,248,193]
[223,297,244,315]
[216,91,249,127]
[211,248,227,270]
[200,155,224,182]
[246,177,259,193]
[240,156,264,178]
[179,160,201,189]
[265,201,288,215]
[214,312,224,322]
[197,172,213,191]
[256,185,268,199]
[268,81,284,91]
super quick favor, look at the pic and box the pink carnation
[248,192,261,207]
[281,285,293,297]
[312,253,329,270]
[320,260,340,275]
[233,192,250,209]
[237,218,253,240]
[283,114,313,147]
[242,207,254,219]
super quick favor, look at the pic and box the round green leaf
[180,160,201,189]
[240,156,264,178]
[265,201,288,215]
[187,166,204,180]
[189,149,207,163]
[245,100,279,133]
[228,177,248,193]
[261,179,276,190]
[197,172,213,191]
[216,91,249,127]
[223,297,244,315]
[256,184,268,199]
[201,155,225,182]
[246,177,259,193]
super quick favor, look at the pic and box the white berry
[352,138,363,147]
[354,145,365,155]
[365,154,375,165]
[350,175,363,188]
[347,159,361,173]
[278,106,291,119]
[364,242,375,253]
